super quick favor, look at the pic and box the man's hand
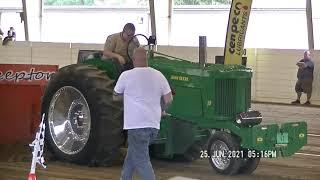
[103,48,126,65]
[297,62,305,68]
[117,55,126,65]
[161,111,172,117]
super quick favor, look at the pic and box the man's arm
[160,73,173,115]
[296,60,305,68]
[132,37,140,47]
[161,92,173,112]
[113,73,126,101]
[128,38,140,59]
[103,35,126,64]
[297,62,305,68]
[12,31,16,39]
[113,91,123,101]
[297,61,314,69]
[104,49,125,64]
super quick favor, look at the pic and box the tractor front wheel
[238,155,260,174]
[207,131,242,175]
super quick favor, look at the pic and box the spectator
[291,50,314,105]
[3,27,16,45]
[0,27,3,37]
[113,47,173,180]
[0,27,3,44]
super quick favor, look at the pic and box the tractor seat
[77,50,103,64]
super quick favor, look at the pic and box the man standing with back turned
[291,50,314,105]
[113,47,173,180]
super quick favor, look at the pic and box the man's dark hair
[123,23,135,32]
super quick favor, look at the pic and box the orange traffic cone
[28,173,36,180]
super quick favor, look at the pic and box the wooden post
[199,36,207,68]
[306,0,314,50]
[22,0,29,41]
[149,0,156,37]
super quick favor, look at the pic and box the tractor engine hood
[149,55,252,79]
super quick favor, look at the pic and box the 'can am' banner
[0,64,58,85]
[224,0,252,65]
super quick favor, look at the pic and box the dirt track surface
[0,103,319,180]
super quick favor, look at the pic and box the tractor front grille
[244,79,251,109]
[215,79,237,116]
[215,78,251,116]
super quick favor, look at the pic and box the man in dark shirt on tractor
[291,50,314,105]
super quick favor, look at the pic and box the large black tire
[182,142,202,162]
[207,131,242,175]
[238,156,260,174]
[172,142,202,162]
[42,64,125,166]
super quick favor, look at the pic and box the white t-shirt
[114,67,171,130]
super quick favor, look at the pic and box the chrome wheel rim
[210,140,231,170]
[48,86,91,155]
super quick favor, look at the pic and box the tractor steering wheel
[126,34,153,64]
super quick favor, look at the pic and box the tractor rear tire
[182,141,203,162]
[41,64,125,166]
[238,156,260,174]
[173,142,202,162]
[207,131,242,175]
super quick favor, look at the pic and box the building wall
[1,7,316,49]
[0,42,319,105]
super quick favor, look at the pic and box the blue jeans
[120,128,159,180]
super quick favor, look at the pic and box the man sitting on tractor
[103,23,140,70]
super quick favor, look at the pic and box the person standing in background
[291,50,314,105]
[3,27,16,45]
[0,27,4,37]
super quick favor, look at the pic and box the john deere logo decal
[299,133,305,138]
[257,137,263,142]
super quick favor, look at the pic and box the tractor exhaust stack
[199,36,207,68]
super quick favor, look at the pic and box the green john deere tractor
[41,0,307,175]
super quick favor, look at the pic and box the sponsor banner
[224,0,252,64]
[0,64,58,85]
